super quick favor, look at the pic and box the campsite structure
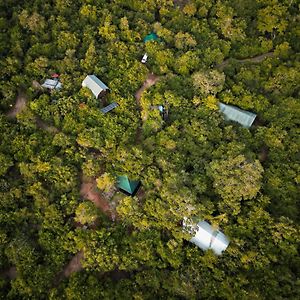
[219,102,257,128]
[41,74,62,90]
[184,218,230,255]
[150,105,168,120]
[101,102,118,114]
[143,32,159,43]
[117,175,140,196]
[82,75,109,98]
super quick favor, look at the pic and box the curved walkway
[7,92,27,118]
[217,52,274,70]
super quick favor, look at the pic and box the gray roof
[184,219,230,255]
[42,79,62,90]
[82,75,109,98]
[219,102,256,128]
[101,102,118,114]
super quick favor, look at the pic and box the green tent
[117,175,140,195]
[143,32,159,43]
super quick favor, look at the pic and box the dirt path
[259,146,269,163]
[62,250,84,278]
[55,178,115,283]
[6,91,59,133]
[80,177,114,219]
[217,52,274,70]
[135,73,160,104]
[134,73,160,142]
[7,92,27,118]
[36,117,59,134]
[0,266,17,280]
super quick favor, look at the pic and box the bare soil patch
[80,177,114,220]
[259,146,269,163]
[36,117,59,134]
[7,92,27,118]
[62,250,84,278]
[0,266,17,280]
[217,52,274,70]
[32,80,42,90]
[135,73,160,104]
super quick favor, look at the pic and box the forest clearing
[0,0,299,299]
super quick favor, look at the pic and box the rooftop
[219,102,256,128]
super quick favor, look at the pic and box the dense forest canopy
[0,0,299,299]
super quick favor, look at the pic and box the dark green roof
[143,32,159,43]
[117,175,140,195]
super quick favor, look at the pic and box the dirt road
[217,52,274,70]
[135,73,160,104]
[7,92,27,118]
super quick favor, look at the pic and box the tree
[192,69,225,96]
[207,155,264,215]
[96,173,116,193]
[75,202,98,225]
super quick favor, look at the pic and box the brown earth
[80,177,114,219]
[36,116,59,134]
[62,250,84,278]
[7,92,27,118]
[0,266,17,280]
[135,73,160,104]
[217,52,274,70]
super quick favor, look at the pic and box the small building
[183,219,230,255]
[219,102,256,128]
[117,175,140,196]
[41,78,62,90]
[82,75,109,98]
[101,102,118,114]
[143,32,159,43]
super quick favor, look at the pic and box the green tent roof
[143,32,159,43]
[117,175,140,195]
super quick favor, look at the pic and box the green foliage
[0,0,298,298]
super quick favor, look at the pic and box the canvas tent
[219,102,256,128]
[183,219,230,255]
[82,75,109,98]
[42,79,62,90]
[117,175,140,196]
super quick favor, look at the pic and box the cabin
[101,102,118,114]
[117,175,140,196]
[82,75,109,98]
[219,102,256,128]
[183,218,230,255]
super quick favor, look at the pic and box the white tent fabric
[184,219,230,255]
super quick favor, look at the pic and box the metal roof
[219,102,256,128]
[82,75,109,98]
[184,219,230,255]
[101,102,118,114]
[41,79,62,90]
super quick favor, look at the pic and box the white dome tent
[183,218,230,255]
